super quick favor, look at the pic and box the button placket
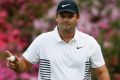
[66,43,74,63]
[61,41,75,66]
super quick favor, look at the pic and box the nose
[63,17,69,22]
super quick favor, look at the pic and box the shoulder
[79,31,102,57]
[32,31,54,44]
[79,31,100,48]
[79,31,97,43]
[36,31,54,40]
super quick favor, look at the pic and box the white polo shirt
[23,26,105,80]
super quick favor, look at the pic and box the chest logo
[76,46,83,49]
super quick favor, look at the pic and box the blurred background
[0,0,120,80]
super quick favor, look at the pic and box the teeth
[7,56,15,62]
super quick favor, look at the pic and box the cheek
[56,18,63,24]
[56,18,60,22]
[71,20,78,26]
[56,18,58,22]
[71,19,77,23]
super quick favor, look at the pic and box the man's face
[56,12,80,31]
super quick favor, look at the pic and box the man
[7,0,110,80]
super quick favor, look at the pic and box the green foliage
[110,19,120,29]
[116,0,120,8]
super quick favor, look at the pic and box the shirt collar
[54,26,62,42]
[53,26,80,43]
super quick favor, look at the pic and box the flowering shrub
[0,0,120,80]
[77,0,120,79]
[0,0,53,80]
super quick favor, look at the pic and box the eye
[68,14,74,18]
[58,13,75,18]
[59,14,65,18]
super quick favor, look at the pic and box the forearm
[97,71,110,80]
[95,65,110,80]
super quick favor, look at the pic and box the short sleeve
[23,37,40,64]
[89,37,105,68]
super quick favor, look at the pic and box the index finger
[0,51,13,60]
[5,50,13,56]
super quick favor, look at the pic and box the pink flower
[17,20,25,27]
[99,22,109,30]
[33,19,49,32]
[111,7,120,20]
[0,66,17,80]
[0,10,8,20]
[0,10,8,24]
[9,29,20,43]
[0,41,7,51]
[0,33,8,50]
[47,6,56,18]
[17,40,28,51]
[0,74,4,80]
[19,5,27,15]
[103,41,112,48]
[90,27,100,38]
[99,19,109,30]
[20,72,31,79]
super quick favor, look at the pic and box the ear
[77,14,80,22]
[55,15,58,22]
[77,14,80,19]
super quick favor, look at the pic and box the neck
[58,28,76,43]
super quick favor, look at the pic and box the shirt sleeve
[23,37,40,64]
[89,37,105,68]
